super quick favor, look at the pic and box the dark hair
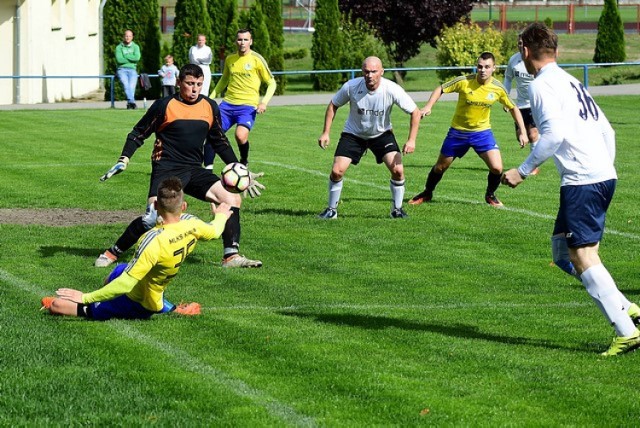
[179,63,204,80]
[237,28,252,37]
[478,51,495,62]
[157,177,184,214]
[520,23,558,60]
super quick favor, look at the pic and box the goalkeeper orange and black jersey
[120,94,235,166]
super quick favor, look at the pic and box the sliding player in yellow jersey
[42,177,232,320]
[410,52,528,208]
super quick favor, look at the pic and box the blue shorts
[88,294,157,321]
[441,128,499,158]
[552,179,616,247]
[219,102,256,132]
[87,264,175,321]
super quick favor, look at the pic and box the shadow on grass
[279,310,592,353]
[38,245,208,266]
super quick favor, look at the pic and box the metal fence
[1,61,639,107]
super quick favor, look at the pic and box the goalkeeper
[96,64,264,269]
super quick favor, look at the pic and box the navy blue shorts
[515,108,536,130]
[219,102,256,132]
[441,128,499,158]
[552,179,616,247]
[87,295,157,321]
[334,131,400,165]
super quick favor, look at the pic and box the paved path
[1,83,639,110]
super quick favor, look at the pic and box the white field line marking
[116,323,316,427]
[0,268,315,427]
[258,160,640,240]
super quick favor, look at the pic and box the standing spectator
[502,23,640,356]
[189,34,213,95]
[158,55,179,97]
[206,29,277,168]
[409,52,527,208]
[95,64,263,269]
[316,56,420,219]
[115,29,141,110]
[42,177,232,320]
[504,35,540,175]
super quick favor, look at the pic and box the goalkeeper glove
[243,170,265,198]
[100,156,129,182]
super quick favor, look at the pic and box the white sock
[328,177,343,209]
[390,179,405,209]
[581,264,636,337]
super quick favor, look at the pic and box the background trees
[103,0,161,100]
[172,0,213,71]
[339,0,478,82]
[594,0,626,63]
[208,0,238,73]
[311,0,342,90]
[258,0,286,94]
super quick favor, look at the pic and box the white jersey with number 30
[518,62,616,186]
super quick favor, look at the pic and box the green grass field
[1,96,640,425]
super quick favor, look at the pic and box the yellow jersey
[213,51,275,107]
[83,213,227,311]
[443,75,515,132]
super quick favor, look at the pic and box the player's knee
[330,169,345,182]
[219,191,242,208]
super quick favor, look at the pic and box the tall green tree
[207,0,238,73]
[312,0,342,91]
[103,0,161,100]
[172,0,213,70]
[594,0,626,63]
[257,0,286,94]
[340,0,477,82]
[245,3,271,61]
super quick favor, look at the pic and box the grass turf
[0,96,639,425]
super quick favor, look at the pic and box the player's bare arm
[402,108,421,154]
[318,102,338,149]
[421,86,443,118]
[509,106,529,147]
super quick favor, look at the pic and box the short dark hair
[237,28,251,37]
[157,177,184,214]
[478,51,495,62]
[179,63,203,80]
[520,23,558,60]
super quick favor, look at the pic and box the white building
[0,0,102,105]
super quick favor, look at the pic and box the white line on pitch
[0,267,316,427]
[258,160,640,241]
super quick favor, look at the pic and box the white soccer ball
[221,162,250,193]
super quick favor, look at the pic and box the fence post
[500,4,507,31]
[567,3,575,34]
[110,76,115,108]
[583,65,589,89]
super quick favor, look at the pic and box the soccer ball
[221,162,250,193]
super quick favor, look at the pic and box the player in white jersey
[504,36,540,175]
[317,56,421,219]
[502,23,640,356]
